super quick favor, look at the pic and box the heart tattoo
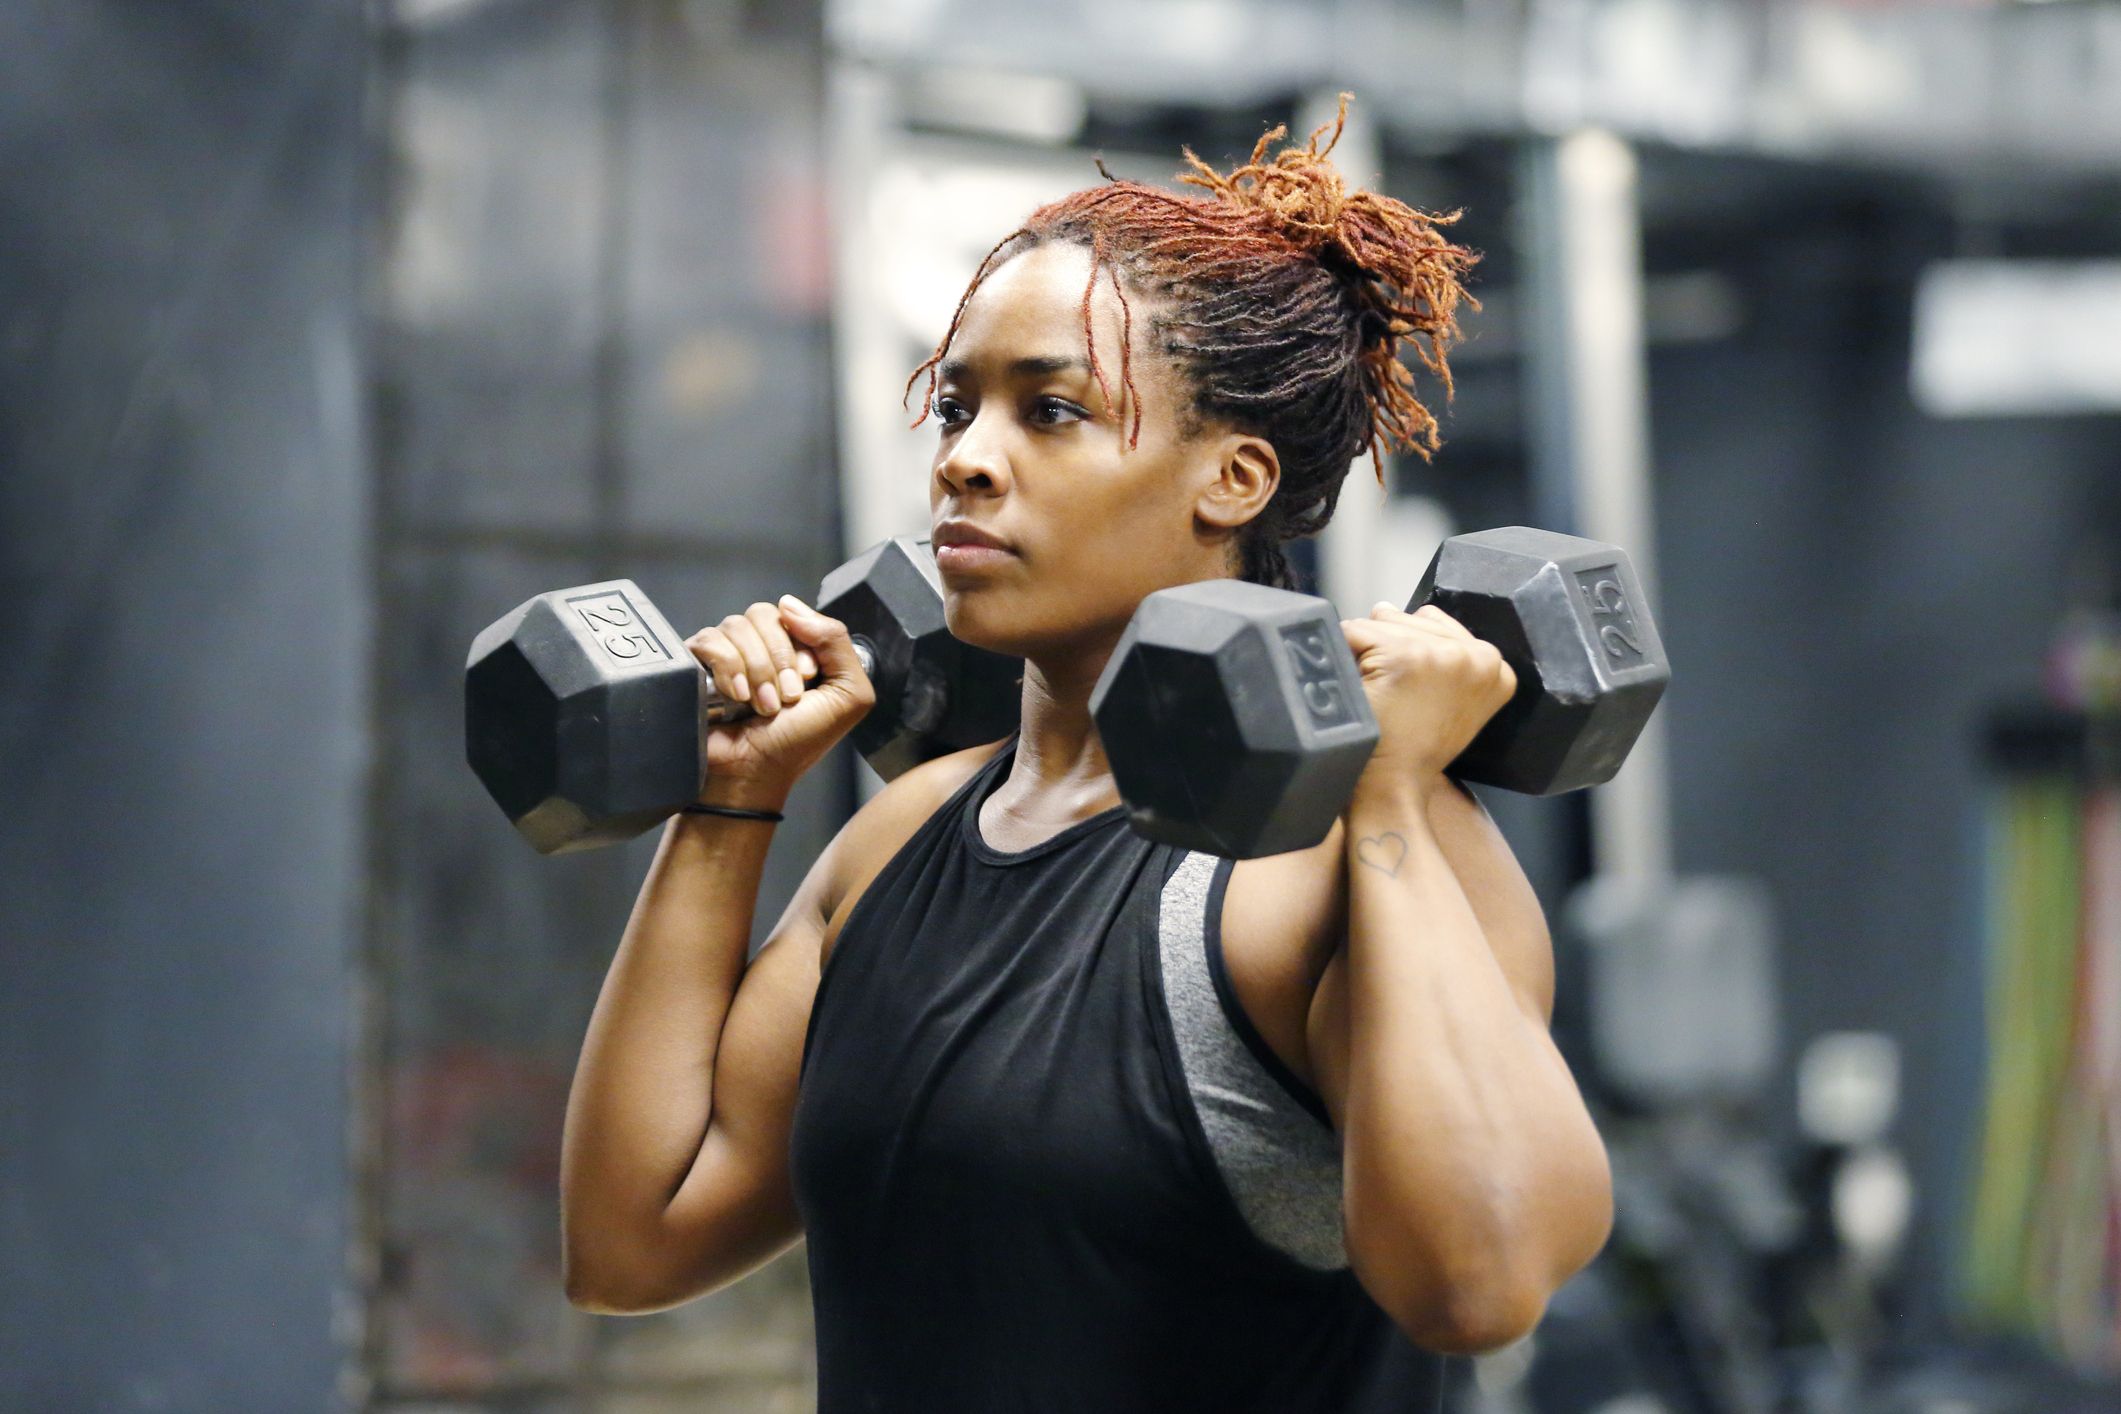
[1356,831,1408,878]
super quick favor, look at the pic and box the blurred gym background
[6,0,2121,1409]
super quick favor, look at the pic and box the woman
[559,101,1613,1411]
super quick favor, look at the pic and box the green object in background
[1960,776,2079,1331]
[1958,768,2121,1375]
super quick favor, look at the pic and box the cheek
[1076,438,1196,515]
[1039,481,1155,559]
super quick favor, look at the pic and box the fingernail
[731,673,750,702]
[796,651,818,677]
[757,682,780,714]
[779,668,803,700]
[779,594,810,613]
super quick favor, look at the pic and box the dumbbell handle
[700,639,877,725]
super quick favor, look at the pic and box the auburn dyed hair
[906,94,1479,590]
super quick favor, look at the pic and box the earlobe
[1196,436,1281,531]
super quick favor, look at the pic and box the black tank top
[790,739,1447,1412]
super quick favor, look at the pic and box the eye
[931,394,970,429]
[1029,396,1089,427]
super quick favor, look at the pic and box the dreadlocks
[905,94,1479,591]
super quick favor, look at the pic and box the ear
[1195,434,1280,535]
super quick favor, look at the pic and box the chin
[945,587,1067,663]
[942,592,1019,656]
[956,595,1143,674]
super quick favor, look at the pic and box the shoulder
[814,739,1009,964]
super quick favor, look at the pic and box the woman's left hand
[1341,602,1518,789]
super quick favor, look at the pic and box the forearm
[1340,777,1609,1340]
[560,808,780,1252]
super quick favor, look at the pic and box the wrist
[692,775,794,815]
[1347,760,1450,816]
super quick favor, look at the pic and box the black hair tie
[681,803,785,823]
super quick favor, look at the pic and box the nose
[934,411,1010,501]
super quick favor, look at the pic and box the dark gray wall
[0,3,368,1409]
[1642,168,2121,1328]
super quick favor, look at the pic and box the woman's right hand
[684,594,877,807]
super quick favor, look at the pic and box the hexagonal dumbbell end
[819,536,1021,781]
[1411,527,1670,796]
[1091,580,1379,859]
[465,581,705,855]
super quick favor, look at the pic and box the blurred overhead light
[393,0,504,26]
[1912,260,2121,416]
[901,67,1087,145]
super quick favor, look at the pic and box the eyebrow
[937,354,1092,383]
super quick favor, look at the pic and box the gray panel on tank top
[1159,852,1347,1271]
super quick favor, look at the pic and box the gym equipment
[1090,526,1670,858]
[1088,580,1381,860]
[1962,710,2121,1372]
[465,537,1021,854]
[1414,527,1668,797]
[1570,873,1780,1109]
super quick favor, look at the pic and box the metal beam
[1520,129,1675,884]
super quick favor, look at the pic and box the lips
[931,520,1016,579]
[932,520,1013,553]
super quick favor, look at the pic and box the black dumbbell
[1090,526,1670,858]
[465,537,1021,854]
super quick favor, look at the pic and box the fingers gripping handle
[701,638,876,724]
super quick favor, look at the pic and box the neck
[995,640,1123,822]
[1016,654,1106,773]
